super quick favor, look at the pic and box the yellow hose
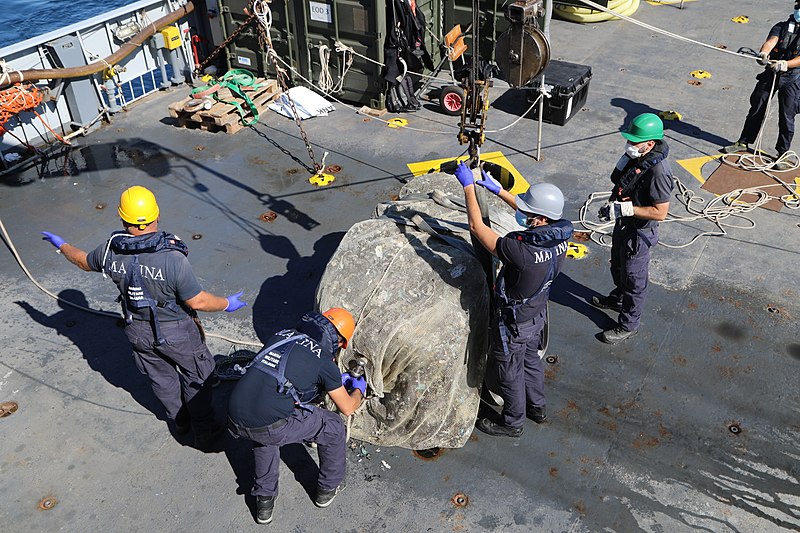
[554,0,640,23]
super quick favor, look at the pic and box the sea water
[0,0,138,50]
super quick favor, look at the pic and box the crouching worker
[227,308,364,524]
[455,162,573,438]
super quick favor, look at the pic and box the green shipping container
[218,0,301,82]
[218,0,442,109]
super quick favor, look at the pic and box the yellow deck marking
[676,154,723,185]
[406,151,531,195]
[788,177,800,202]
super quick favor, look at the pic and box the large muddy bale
[317,171,521,449]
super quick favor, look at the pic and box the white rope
[576,0,761,60]
[252,0,273,32]
[333,41,354,93]
[317,44,334,93]
[575,168,800,250]
[270,52,547,137]
[719,73,800,173]
[0,59,23,86]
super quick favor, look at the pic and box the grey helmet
[515,183,564,220]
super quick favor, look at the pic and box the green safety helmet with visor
[621,113,664,143]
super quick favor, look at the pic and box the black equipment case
[527,59,592,126]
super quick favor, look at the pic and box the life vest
[775,18,800,63]
[105,231,189,346]
[495,221,573,339]
[244,313,340,411]
[610,141,669,202]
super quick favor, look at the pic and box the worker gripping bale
[227,308,363,524]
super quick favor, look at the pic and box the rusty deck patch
[451,492,469,507]
[38,497,57,510]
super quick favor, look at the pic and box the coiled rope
[554,0,640,23]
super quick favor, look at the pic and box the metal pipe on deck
[0,1,196,89]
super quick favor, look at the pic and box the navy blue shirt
[495,220,573,322]
[228,329,343,427]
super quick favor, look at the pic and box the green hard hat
[621,113,664,143]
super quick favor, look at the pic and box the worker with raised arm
[455,162,573,438]
[226,308,363,524]
[41,185,246,447]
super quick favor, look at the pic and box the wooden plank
[168,77,279,134]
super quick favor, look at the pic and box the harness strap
[247,334,316,411]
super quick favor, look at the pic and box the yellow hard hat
[322,307,355,348]
[118,186,159,228]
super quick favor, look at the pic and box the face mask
[515,210,530,228]
[794,9,800,21]
[625,144,643,159]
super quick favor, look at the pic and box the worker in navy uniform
[724,2,800,170]
[593,113,673,344]
[455,162,573,438]
[227,308,364,524]
[41,185,247,446]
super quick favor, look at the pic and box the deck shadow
[14,289,163,418]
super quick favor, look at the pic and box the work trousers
[228,408,346,498]
[608,223,659,332]
[739,69,800,155]
[486,308,547,429]
[125,317,217,437]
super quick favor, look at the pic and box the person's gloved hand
[597,201,634,222]
[771,60,789,72]
[348,374,367,396]
[341,372,351,388]
[454,162,474,188]
[41,231,66,249]
[757,51,770,66]
[224,291,247,312]
[476,169,502,195]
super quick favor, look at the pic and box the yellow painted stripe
[675,154,723,185]
[406,151,531,195]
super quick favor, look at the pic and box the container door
[218,0,299,81]
[443,0,509,62]
[297,0,388,109]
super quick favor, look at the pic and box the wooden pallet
[168,78,279,134]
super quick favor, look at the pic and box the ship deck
[1,1,799,531]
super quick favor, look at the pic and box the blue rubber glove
[224,291,247,312]
[41,231,66,249]
[341,372,351,388]
[476,169,502,195]
[349,375,367,396]
[454,162,474,188]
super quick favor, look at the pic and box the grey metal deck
[1,1,799,531]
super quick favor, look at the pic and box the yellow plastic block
[160,26,182,50]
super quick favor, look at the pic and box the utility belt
[228,408,309,439]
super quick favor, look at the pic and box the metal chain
[253,2,322,174]
[196,14,257,75]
